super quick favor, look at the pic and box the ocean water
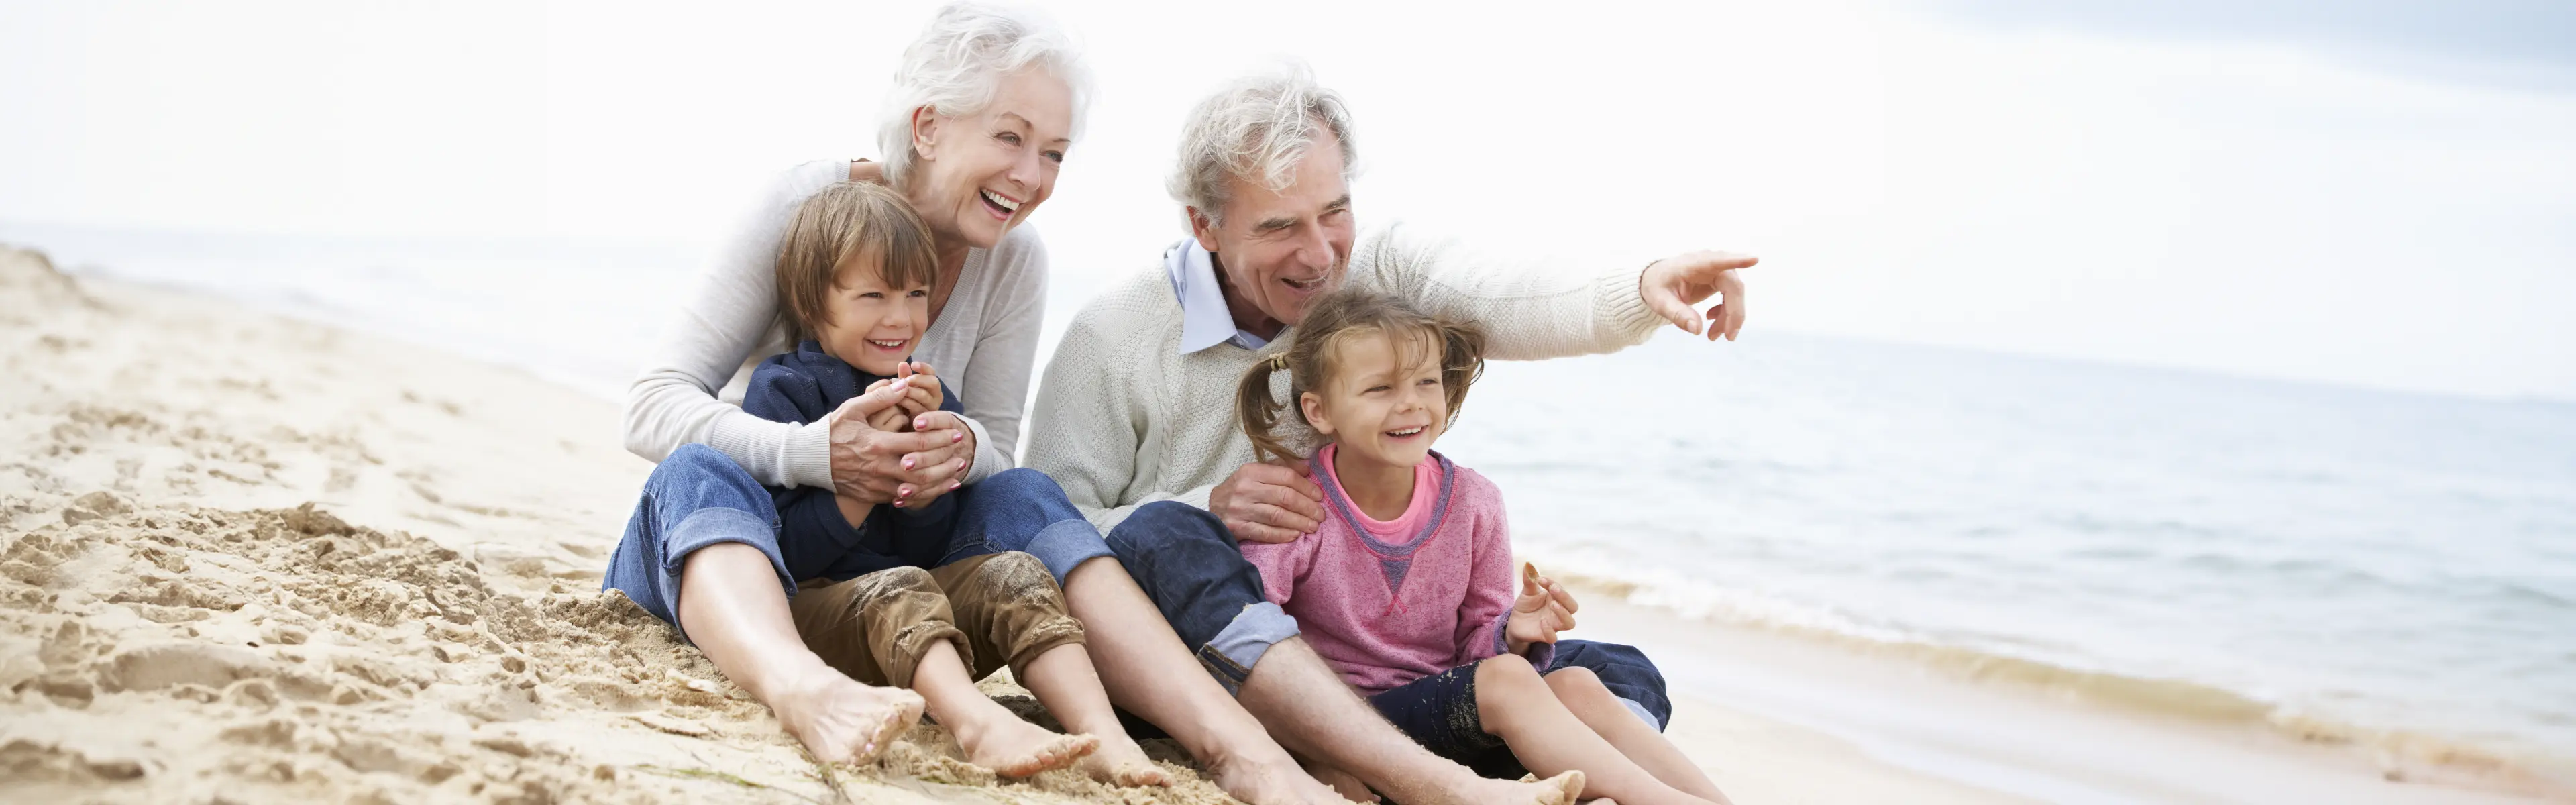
[13,225,2574,780]
[1452,334,2576,778]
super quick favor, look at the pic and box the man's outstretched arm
[1358,222,1755,360]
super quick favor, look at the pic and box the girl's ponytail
[1236,353,1298,464]
[1435,315,1487,431]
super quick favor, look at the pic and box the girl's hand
[894,361,942,421]
[861,379,911,433]
[1505,564,1580,655]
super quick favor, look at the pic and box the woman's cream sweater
[621,160,1040,488]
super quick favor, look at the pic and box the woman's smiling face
[904,69,1074,250]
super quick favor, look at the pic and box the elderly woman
[606,4,1349,802]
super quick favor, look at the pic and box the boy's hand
[1505,563,1580,655]
[894,361,942,421]
[861,378,910,433]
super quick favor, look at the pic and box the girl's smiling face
[1299,327,1448,472]
[816,254,931,377]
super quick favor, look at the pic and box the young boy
[735,180,1164,786]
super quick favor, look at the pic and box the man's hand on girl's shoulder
[1210,459,1324,544]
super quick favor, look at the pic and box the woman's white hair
[1168,59,1358,226]
[877,1,1091,189]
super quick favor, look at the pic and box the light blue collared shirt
[1164,238,1271,354]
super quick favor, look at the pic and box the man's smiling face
[1189,128,1358,339]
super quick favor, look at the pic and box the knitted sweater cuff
[1174,484,1215,513]
[702,415,836,490]
[1594,261,1668,345]
[782,421,835,490]
[959,413,1002,485]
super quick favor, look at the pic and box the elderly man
[1022,62,1754,804]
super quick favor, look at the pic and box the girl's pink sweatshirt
[1239,445,1552,694]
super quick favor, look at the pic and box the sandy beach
[1,242,2557,804]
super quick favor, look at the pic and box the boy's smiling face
[1299,327,1447,472]
[816,253,930,377]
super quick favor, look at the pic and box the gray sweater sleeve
[625,160,1018,489]
[623,160,840,488]
[951,227,1049,475]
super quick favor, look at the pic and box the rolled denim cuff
[1195,601,1300,696]
[1024,519,1117,584]
[1618,696,1662,730]
[664,508,791,590]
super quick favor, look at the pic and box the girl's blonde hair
[772,180,941,346]
[1235,287,1487,464]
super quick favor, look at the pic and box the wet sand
[1562,586,2565,804]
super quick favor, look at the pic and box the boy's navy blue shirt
[741,339,965,583]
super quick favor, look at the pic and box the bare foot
[1452,771,1587,805]
[1308,763,1377,802]
[1075,733,1172,788]
[771,668,924,765]
[1208,753,1356,804]
[957,718,1099,778]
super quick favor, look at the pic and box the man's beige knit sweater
[1026,223,1668,530]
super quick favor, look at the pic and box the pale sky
[3,0,2571,400]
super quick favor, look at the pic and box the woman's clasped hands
[826,360,975,510]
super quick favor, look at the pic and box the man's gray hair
[1168,60,1358,225]
[877,1,1091,189]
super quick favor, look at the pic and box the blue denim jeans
[601,445,788,638]
[949,468,1118,584]
[1368,644,1674,780]
[1098,501,1674,735]
[1100,501,1304,694]
[601,445,1116,640]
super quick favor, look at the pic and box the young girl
[1233,288,1733,805]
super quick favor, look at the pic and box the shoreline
[1558,582,2567,804]
[1,243,2556,803]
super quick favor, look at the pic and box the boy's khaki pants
[788,551,1085,688]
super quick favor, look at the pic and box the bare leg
[1059,557,1348,804]
[1016,642,1171,786]
[1477,655,1715,805]
[912,639,1097,777]
[1295,757,1379,803]
[1546,669,1730,804]
[675,543,922,764]
[1239,639,1586,805]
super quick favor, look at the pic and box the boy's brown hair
[1234,287,1487,464]
[773,180,942,345]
